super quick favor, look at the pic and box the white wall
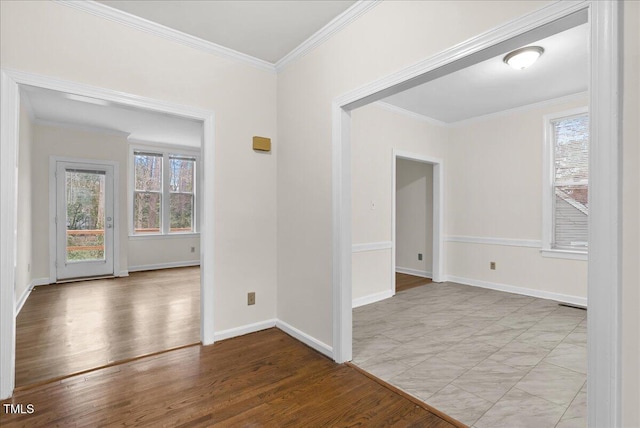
[351,104,447,303]
[277,0,559,348]
[396,159,433,276]
[445,97,588,301]
[128,236,199,271]
[1,0,278,331]
[15,104,34,310]
[622,1,640,425]
[31,124,130,281]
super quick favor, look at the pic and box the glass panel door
[56,161,115,280]
[65,169,106,262]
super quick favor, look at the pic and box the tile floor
[352,280,587,428]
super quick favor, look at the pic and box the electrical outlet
[190,246,195,253]
[490,261,496,270]
[248,292,255,305]
[418,253,423,261]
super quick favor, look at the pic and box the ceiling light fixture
[503,46,544,70]
[65,93,111,106]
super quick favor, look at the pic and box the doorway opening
[336,3,621,427]
[0,70,216,397]
[393,151,442,294]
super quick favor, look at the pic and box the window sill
[129,232,200,241]
[540,249,588,261]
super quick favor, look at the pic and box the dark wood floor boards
[1,329,457,427]
[396,272,433,293]
[15,266,200,386]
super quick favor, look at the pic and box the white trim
[540,249,588,261]
[214,319,277,342]
[56,0,382,74]
[49,157,120,281]
[275,0,382,71]
[352,290,393,309]
[542,106,590,253]
[393,150,444,283]
[446,275,587,308]
[395,267,432,279]
[128,233,200,241]
[15,284,34,316]
[128,260,200,273]
[446,235,542,248]
[276,319,333,359]
[332,3,621,426]
[373,101,449,127]
[0,68,216,400]
[351,241,391,253]
[449,91,588,127]
[587,2,622,425]
[31,278,51,287]
[1,70,19,400]
[128,143,201,236]
[118,270,129,277]
[375,92,589,129]
[55,0,275,73]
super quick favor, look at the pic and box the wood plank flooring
[15,267,200,387]
[396,272,432,293]
[1,329,456,427]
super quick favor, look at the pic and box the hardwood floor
[15,267,200,387]
[396,272,432,293]
[1,329,457,427]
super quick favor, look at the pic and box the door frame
[49,157,120,282]
[0,68,216,399]
[391,150,444,294]
[332,1,621,426]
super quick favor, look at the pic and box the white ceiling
[97,0,357,64]
[382,23,589,124]
[21,86,203,147]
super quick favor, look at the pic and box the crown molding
[55,0,276,73]
[448,91,588,127]
[374,101,449,127]
[275,0,382,72]
[55,0,382,75]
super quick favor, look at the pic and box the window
[131,148,198,235]
[542,108,589,258]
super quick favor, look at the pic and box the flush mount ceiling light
[503,46,544,70]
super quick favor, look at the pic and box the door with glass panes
[55,160,115,280]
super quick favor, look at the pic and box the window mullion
[162,153,170,235]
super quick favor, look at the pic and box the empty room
[14,85,203,387]
[1,1,638,427]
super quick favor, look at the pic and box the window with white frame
[132,148,198,235]
[543,108,589,256]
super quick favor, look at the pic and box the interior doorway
[393,154,439,293]
[0,69,216,398]
[337,3,621,426]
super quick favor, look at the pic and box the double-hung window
[542,107,589,259]
[132,147,198,235]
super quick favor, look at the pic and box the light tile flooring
[352,280,587,428]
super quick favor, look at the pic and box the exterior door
[55,161,115,280]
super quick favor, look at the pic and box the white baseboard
[31,277,51,287]
[276,319,333,359]
[15,284,34,315]
[396,267,432,278]
[119,270,129,277]
[353,289,393,308]
[446,275,587,307]
[128,260,200,272]
[214,319,277,342]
